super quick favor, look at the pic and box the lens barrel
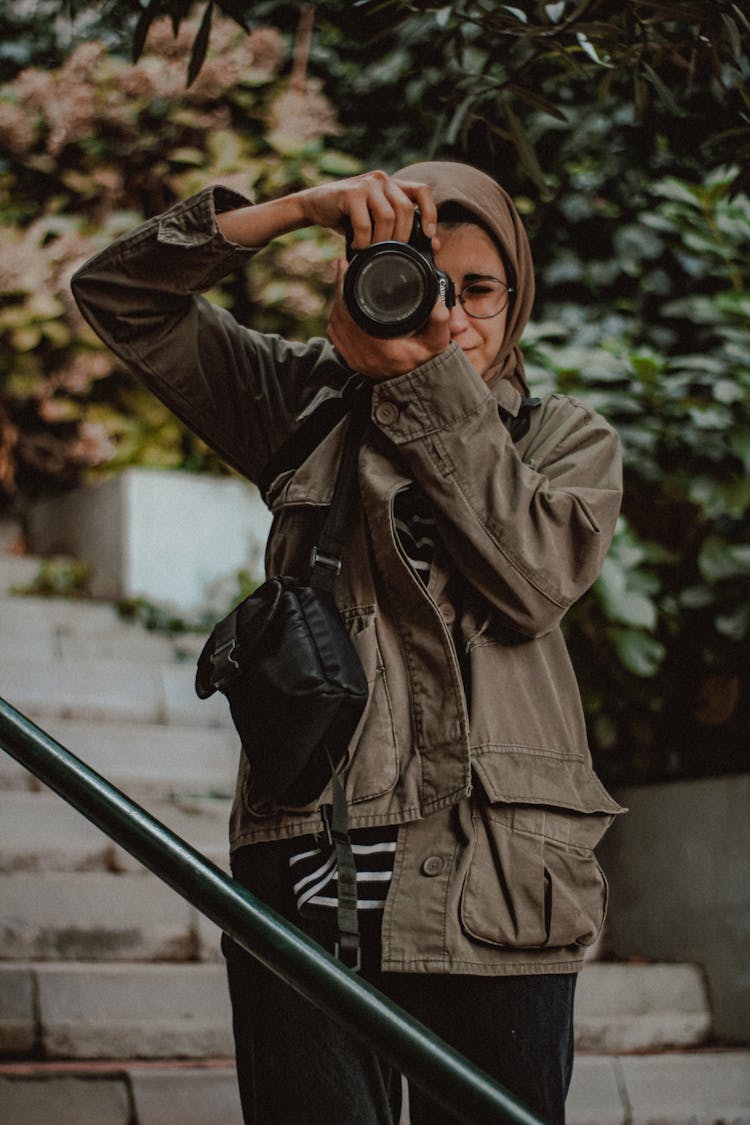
[344,242,437,338]
[343,210,455,339]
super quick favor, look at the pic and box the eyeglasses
[456,277,514,319]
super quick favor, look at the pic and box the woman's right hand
[217,170,437,251]
[296,170,437,249]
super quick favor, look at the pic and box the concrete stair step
[0,1052,748,1125]
[0,960,713,1063]
[567,1050,750,1124]
[0,962,234,1060]
[0,556,43,591]
[0,650,230,727]
[0,593,190,662]
[0,716,239,798]
[0,1060,242,1125]
[575,962,711,1052]
[0,871,222,964]
[0,791,231,873]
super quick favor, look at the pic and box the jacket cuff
[108,185,259,292]
[157,185,253,246]
[370,343,492,443]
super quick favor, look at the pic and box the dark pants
[224,841,576,1125]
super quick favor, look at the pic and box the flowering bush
[0,14,356,505]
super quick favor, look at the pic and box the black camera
[343,210,455,338]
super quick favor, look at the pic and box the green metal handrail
[0,695,546,1125]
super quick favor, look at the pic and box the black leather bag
[195,383,370,807]
[195,576,367,804]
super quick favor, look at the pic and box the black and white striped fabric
[393,486,437,586]
[288,485,438,917]
[290,825,399,915]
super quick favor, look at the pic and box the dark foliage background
[1,1,747,784]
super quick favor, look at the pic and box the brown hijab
[394,161,535,393]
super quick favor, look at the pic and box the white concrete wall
[28,469,273,613]
[600,772,750,1043]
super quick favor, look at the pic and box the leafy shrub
[0,13,354,507]
[525,168,749,783]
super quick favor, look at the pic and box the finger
[346,193,374,251]
[396,180,437,238]
[382,182,418,244]
[367,187,398,245]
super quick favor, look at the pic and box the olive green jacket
[72,186,625,975]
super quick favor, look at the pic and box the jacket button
[439,603,456,625]
[421,855,445,877]
[375,401,399,426]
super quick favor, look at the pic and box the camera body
[343,210,455,338]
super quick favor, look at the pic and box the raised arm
[71,173,443,481]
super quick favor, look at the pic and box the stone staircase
[0,520,748,1125]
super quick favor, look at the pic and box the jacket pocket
[344,613,399,804]
[459,793,616,950]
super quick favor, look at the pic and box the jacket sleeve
[370,343,623,638]
[71,186,346,484]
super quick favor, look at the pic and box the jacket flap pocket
[459,756,624,952]
[460,796,612,951]
[471,750,626,817]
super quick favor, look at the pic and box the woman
[73,161,624,1125]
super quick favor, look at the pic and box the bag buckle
[334,940,362,972]
[309,546,342,575]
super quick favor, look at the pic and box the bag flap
[195,577,286,699]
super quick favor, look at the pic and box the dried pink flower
[0,102,36,156]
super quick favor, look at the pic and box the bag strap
[321,752,361,971]
[308,378,372,593]
[257,375,368,503]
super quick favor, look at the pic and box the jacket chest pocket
[459,799,614,950]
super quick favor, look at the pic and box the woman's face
[435,223,509,381]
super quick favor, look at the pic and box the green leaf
[699,539,750,583]
[500,100,553,200]
[170,0,193,36]
[508,84,569,123]
[318,151,363,177]
[187,0,214,88]
[597,557,658,629]
[610,628,666,677]
[720,13,744,64]
[729,428,750,472]
[501,6,528,22]
[133,0,160,63]
[576,32,606,67]
[679,585,715,609]
[689,476,750,520]
[545,3,566,23]
[715,602,750,641]
[713,378,746,404]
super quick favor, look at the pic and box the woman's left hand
[327,259,451,380]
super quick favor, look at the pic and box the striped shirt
[289,485,438,917]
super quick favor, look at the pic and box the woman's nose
[448,298,471,335]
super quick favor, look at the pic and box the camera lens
[353,252,426,327]
[344,242,436,338]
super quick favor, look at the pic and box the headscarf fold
[394,161,535,393]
